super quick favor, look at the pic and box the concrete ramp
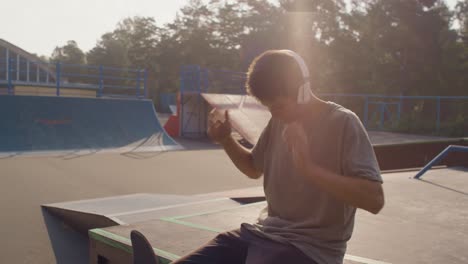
[0,95,181,153]
[42,192,262,235]
[42,194,208,233]
[201,93,271,144]
[88,168,468,264]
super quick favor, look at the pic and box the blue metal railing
[0,56,147,99]
[319,93,468,133]
[414,145,468,179]
[179,65,468,136]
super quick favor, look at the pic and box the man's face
[262,97,300,123]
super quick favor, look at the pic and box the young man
[174,50,384,264]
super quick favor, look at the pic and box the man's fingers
[209,108,219,120]
[209,108,228,124]
[225,110,230,122]
[209,120,220,128]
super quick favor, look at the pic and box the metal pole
[16,54,19,81]
[436,97,441,134]
[98,65,103,97]
[56,62,61,96]
[379,103,385,129]
[180,66,185,137]
[26,61,30,82]
[397,97,402,122]
[363,96,369,128]
[136,69,141,98]
[4,48,8,82]
[197,66,201,136]
[201,68,208,133]
[204,69,209,93]
[414,145,468,179]
[143,69,148,98]
[7,58,13,95]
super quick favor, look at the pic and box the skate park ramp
[0,95,181,154]
[42,186,266,232]
[42,193,250,234]
[201,93,271,145]
[200,93,456,146]
[88,167,468,264]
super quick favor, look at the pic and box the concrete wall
[375,139,468,171]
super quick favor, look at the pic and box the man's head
[246,50,310,123]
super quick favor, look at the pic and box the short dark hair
[246,50,304,103]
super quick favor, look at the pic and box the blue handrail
[0,56,147,99]
[178,65,468,137]
[414,145,468,179]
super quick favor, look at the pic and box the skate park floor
[1,132,466,263]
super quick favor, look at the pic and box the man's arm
[220,136,262,179]
[207,109,262,179]
[303,165,384,214]
[284,121,385,214]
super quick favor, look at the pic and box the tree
[50,40,86,82]
[331,0,463,95]
[456,0,468,38]
[455,0,468,96]
[113,17,160,68]
[83,0,468,98]
[87,33,129,67]
[50,40,85,65]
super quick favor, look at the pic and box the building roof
[0,38,56,79]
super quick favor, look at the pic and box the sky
[0,0,461,57]
[0,0,188,56]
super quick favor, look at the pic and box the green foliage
[48,0,468,135]
[87,33,129,67]
[50,40,86,82]
[51,40,85,65]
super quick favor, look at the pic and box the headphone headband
[279,50,312,104]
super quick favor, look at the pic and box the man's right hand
[207,109,231,144]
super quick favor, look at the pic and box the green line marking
[91,200,393,264]
[169,201,266,220]
[159,202,393,264]
[89,228,180,263]
[160,218,223,233]
[158,201,266,235]
[89,229,133,254]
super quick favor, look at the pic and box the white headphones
[279,50,313,104]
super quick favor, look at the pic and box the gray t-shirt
[248,102,382,264]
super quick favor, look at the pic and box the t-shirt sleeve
[341,113,383,182]
[251,119,272,173]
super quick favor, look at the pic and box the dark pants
[172,225,316,264]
